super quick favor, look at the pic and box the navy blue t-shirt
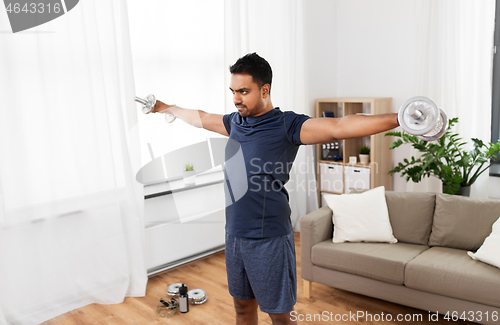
[222,107,310,238]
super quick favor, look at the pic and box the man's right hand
[153,100,175,113]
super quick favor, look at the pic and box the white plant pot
[183,170,196,186]
[359,154,370,165]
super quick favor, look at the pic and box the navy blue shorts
[225,231,297,314]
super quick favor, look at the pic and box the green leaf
[472,138,484,148]
[385,131,402,137]
[449,117,459,127]
[439,136,446,147]
[413,143,427,151]
[476,157,488,164]
[389,139,404,150]
[409,135,420,143]
[442,165,452,175]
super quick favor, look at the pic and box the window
[491,0,500,176]
[127,0,225,168]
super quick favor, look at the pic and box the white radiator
[143,173,226,274]
[144,209,225,273]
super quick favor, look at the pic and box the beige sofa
[300,192,500,325]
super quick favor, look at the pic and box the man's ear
[261,84,271,98]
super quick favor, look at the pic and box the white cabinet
[318,164,371,205]
[344,166,370,194]
[320,163,343,193]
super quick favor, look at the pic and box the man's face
[229,73,268,117]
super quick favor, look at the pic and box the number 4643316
[444,311,498,322]
[6,3,62,14]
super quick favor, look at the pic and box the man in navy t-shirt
[222,107,310,239]
[154,53,399,325]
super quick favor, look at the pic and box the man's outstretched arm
[153,100,229,137]
[300,114,399,145]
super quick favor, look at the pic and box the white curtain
[0,1,147,324]
[407,0,496,197]
[224,0,319,230]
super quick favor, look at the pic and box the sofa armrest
[299,206,333,281]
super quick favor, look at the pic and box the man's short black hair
[229,53,272,90]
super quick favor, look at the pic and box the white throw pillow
[323,186,398,244]
[468,216,500,268]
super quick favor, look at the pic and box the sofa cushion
[405,247,500,308]
[385,191,435,245]
[429,194,500,250]
[324,186,398,243]
[311,240,429,285]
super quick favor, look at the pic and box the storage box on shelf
[316,98,393,205]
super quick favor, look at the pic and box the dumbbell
[398,96,449,141]
[135,94,176,123]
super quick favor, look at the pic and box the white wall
[335,0,420,192]
[304,0,419,192]
[303,0,338,115]
[489,177,500,199]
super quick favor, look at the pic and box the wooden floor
[42,233,475,325]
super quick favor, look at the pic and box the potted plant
[183,164,196,186]
[359,145,370,165]
[385,118,500,196]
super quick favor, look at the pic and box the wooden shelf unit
[316,97,393,204]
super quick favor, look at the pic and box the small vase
[455,186,471,197]
[443,185,471,197]
[183,170,196,186]
[359,154,370,165]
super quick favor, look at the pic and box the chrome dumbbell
[398,96,449,141]
[135,94,176,123]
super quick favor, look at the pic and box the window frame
[490,0,500,177]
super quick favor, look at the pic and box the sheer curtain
[407,0,496,197]
[0,1,147,324]
[224,0,318,230]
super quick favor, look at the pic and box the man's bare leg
[234,297,258,325]
[269,310,298,325]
